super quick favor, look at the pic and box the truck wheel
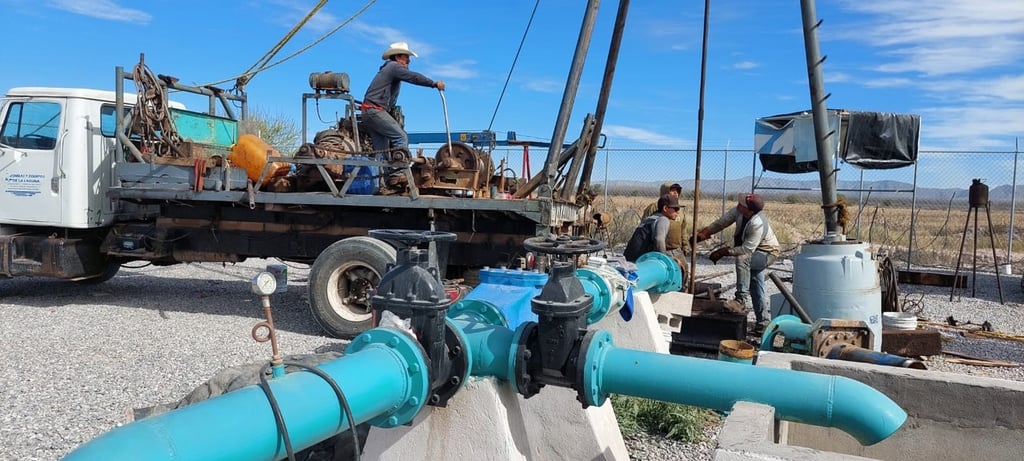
[73,257,123,285]
[309,237,397,338]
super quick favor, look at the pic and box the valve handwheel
[523,235,605,255]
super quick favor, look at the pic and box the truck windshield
[0,101,61,150]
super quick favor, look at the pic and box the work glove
[708,246,732,264]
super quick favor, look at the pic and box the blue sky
[1,1,1022,163]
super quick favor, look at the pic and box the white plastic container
[882,312,917,330]
[792,239,882,351]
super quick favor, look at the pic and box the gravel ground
[2,255,1023,461]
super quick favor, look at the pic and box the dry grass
[592,194,1021,270]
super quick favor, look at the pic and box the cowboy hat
[381,41,419,59]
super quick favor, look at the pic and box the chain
[131,61,183,158]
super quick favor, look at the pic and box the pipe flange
[446,299,509,327]
[510,322,543,398]
[578,329,614,408]
[347,328,430,428]
[635,252,683,293]
[430,319,473,407]
[576,268,612,325]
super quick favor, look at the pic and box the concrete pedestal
[362,289,671,460]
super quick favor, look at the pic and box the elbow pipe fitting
[580,330,906,446]
[456,318,905,446]
[760,314,813,352]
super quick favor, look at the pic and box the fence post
[1008,138,1020,269]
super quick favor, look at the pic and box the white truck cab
[0,88,129,229]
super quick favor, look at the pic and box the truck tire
[73,257,123,285]
[309,237,397,338]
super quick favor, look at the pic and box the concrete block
[593,289,670,353]
[362,377,628,460]
[649,291,693,334]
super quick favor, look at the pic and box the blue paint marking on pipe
[64,332,429,461]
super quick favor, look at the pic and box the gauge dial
[251,272,278,295]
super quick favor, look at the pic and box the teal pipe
[582,330,905,446]
[634,252,682,293]
[453,319,905,446]
[65,329,429,461]
[760,314,812,352]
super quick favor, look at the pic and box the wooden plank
[897,270,967,288]
[881,328,943,357]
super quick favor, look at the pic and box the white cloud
[521,78,563,94]
[834,0,1024,148]
[346,21,436,57]
[730,61,759,70]
[918,106,1024,149]
[426,61,478,80]
[825,72,853,83]
[838,0,1024,77]
[47,0,150,23]
[860,77,914,88]
[602,125,689,147]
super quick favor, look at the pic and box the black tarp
[841,111,920,170]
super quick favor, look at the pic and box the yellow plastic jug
[229,134,290,186]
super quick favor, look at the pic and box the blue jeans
[735,250,776,324]
[361,108,407,153]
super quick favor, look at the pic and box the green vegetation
[610,394,720,443]
[239,106,300,156]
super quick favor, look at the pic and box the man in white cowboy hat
[360,41,446,157]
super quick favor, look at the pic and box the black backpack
[623,216,658,262]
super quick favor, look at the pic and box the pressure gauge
[251,272,278,296]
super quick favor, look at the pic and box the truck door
[0,98,63,224]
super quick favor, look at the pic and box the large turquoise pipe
[452,317,905,446]
[633,252,682,293]
[64,329,429,461]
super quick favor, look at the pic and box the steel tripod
[950,182,1004,304]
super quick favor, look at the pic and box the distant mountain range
[603,177,1024,204]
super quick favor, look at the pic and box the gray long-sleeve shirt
[362,61,436,110]
[704,207,780,256]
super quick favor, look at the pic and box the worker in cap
[693,193,780,333]
[360,41,446,166]
[641,182,690,256]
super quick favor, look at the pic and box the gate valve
[367,229,467,406]
[515,235,605,399]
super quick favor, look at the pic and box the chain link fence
[487,146,1023,272]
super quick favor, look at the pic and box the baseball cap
[658,194,681,210]
[740,193,764,213]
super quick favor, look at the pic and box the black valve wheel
[368,229,458,246]
[523,235,605,255]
